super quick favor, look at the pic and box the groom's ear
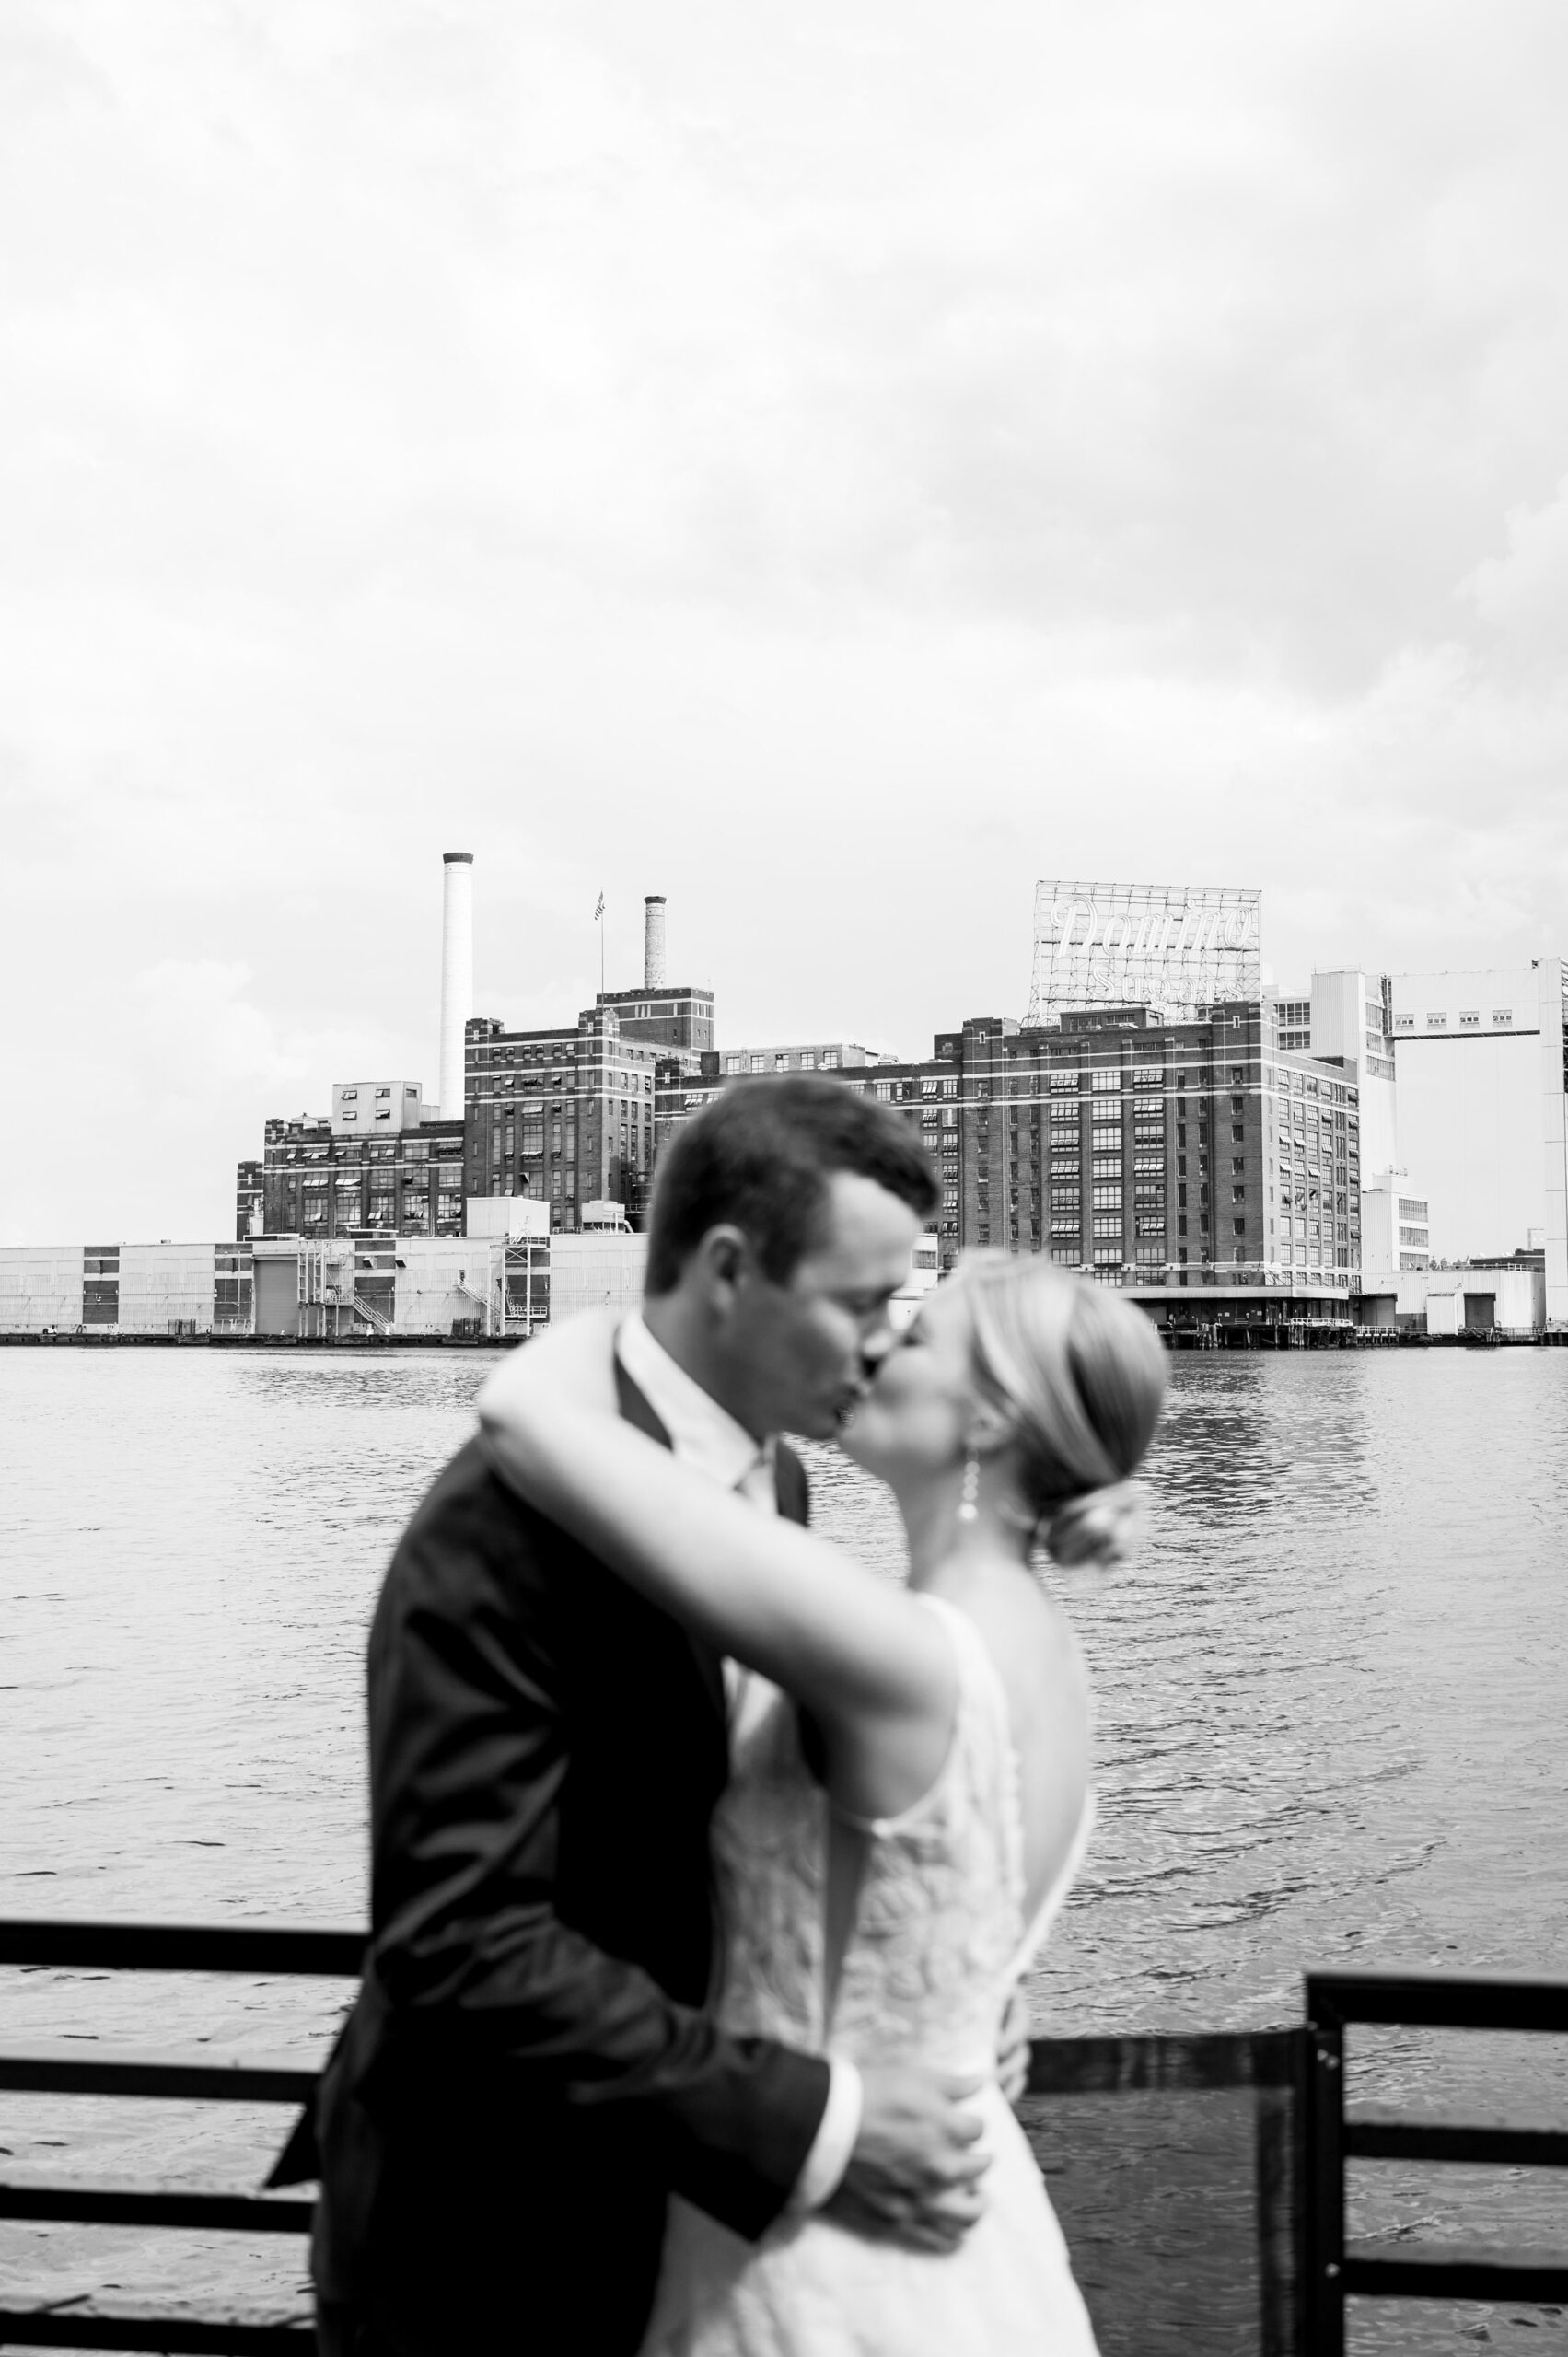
[692,1223,752,1316]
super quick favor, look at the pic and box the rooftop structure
[707,1041,900,1077]
[1026,881,1262,1028]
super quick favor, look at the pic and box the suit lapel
[612,1355,729,1729]
[773,1441,809,1527]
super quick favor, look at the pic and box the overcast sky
[4,0,1566,1243]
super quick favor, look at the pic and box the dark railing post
[1255,2030,1305,2356]
[1301,1990,1346,2357]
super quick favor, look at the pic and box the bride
[478,1252,1165,2355]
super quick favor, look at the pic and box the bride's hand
[476,1306,621,1433]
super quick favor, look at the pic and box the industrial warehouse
[4,864,1564,1344]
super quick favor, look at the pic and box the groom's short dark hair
[645,1076,939,1295]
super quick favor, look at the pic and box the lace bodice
[709,1595,1090,2079]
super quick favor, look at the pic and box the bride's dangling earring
[957,1447,981,1524]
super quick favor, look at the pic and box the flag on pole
[594,893,605,920]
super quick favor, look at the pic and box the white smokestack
[644,894,668,991]
[440,853,474,1119]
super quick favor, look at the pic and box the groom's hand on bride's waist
[824,2066,990,2254]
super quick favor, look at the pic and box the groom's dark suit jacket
[307,1364,829,2354]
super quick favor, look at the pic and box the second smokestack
[644,894,667,991]
[439,852,474,1119]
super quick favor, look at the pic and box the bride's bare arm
[475,1324,956,1817]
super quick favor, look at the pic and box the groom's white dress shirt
[616,1310,862,2214]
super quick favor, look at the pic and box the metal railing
[5,1928,1565,2354]
[1303,1968,1568,2353]
[0,1921,364,2355]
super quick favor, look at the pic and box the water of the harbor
[3,1346,1567,2350]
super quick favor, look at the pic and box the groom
[308,1080,990,2355]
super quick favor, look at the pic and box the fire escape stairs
[352,1292,392,1337]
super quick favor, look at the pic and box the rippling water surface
[3,1346,1567,2344]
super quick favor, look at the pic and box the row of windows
[291,1167,463,1190]
[1394,1008,1513,1030]
[724,1051,844,1074]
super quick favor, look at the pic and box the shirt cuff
[788,2058,862,2212]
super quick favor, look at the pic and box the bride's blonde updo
[956,1256,1167,1569]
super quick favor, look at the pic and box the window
[1091,1245,1121,1266]
[1132,1062,1162,1085]
[1092,1213,1121,1238]
[342,1087,358,1100]
[1426,1012,1447,1028]
[1493,1009,1513,1026]
[1233,1217,1246,1234]
[1134,1243,1165,1265]
[1133,1153,1164,1176]
[1092,1184,1122,1211]
[1091,1123,1121,1152]
[821,1050,842,1070]
[1051,1185,1081,1208]
[1395,1012,1415,1030]
[1091,1067,1120,1095]
[376,1087,390,1099]
[1231,1124,1245,1143]
[725,1055,742,1074]
[1134,1213,1164,1238]
[1050,1068,1079,1095]
[342,1109,357,1122]
[1051,1247,1079,1266]
[1398,1198,1429,1219]
[1092,1155,1121,1179]
[1458,1011,1480,1028]
[1051,1216,1081,1237]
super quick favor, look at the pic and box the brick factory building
[657,1002,1361,1328]
[254,1109,469,1242]
[464,1004,660,1233]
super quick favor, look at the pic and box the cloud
[2,0,1567,1241]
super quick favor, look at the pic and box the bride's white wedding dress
[639,1594,1099,2355]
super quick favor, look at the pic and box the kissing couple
[305,1076,1166,2354]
